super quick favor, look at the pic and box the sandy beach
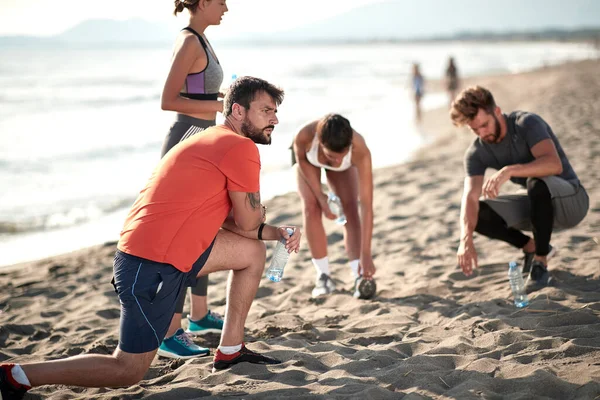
[1,59,599,399]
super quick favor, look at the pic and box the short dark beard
[483,115,503,144]
[241,119,273,145]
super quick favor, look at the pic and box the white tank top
[305,134,352,171]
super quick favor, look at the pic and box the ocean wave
[0,141,161,172]
[0,93,161,110]
[0,196,136,235]
[49,77,159,89]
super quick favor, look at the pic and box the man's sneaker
[352,276,377,299]
[311,273,336,298]
[157,328,210,359]
[0,364,30,400]
[212,344,281,372]
[526,260,554,292]
[186,310,224,336]
[522,244,557,274]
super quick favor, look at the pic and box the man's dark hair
[223,76,284,117]
[317,113,353,152]
[450,85,497,126]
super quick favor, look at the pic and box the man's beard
[483,115,502,144]
[241,119,273,145]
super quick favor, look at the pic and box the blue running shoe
[157,329,210,359]
[186,310,224,336]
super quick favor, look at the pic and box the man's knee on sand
[113,350,155,387]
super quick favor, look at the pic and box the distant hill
[1,3,600,48]
[0,19,177,47]
[55,18,176,44]
[265,0,600,42]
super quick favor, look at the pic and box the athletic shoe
[526,260,554,292]
[352,276,377,299]
[522,244,556,274]
[212,344,281,372]
[186,310,224,336]
[157,329,210,359]
[0,364,30,400]
[311,273,336,298]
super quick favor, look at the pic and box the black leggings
[162,114,215,314]
[475,178,553,256]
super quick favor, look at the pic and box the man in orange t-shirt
[0,77,302,396]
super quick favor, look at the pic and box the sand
[1,59,599,399]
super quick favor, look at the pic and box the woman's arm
[293,123,323,196]
[160,34,223,114]
[353,133,376,278]
[353,133,374,259]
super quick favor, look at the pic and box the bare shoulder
[174,30,203,56]
[294,120,318,146]
[351,130,370,157]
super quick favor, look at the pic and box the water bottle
[327,192,347,226]
[229,73,237,88]
[508,261,529,308]
[266,228,294,282]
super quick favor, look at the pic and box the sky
[0,0,385,37]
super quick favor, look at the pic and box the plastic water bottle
[266,228,294,282]
[327,192,347,226]
[508,261,529,308]
[229,73,237,87]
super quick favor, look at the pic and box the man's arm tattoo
[247,191,261,210]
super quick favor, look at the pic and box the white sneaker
[311,273,336,298]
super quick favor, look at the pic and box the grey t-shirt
[464,111,579,187]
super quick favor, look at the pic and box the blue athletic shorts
[111,240,214,353]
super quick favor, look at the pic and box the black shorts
[111,240,214,353]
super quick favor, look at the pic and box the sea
[0,40,597,267]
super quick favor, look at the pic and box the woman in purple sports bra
[157,0,228,360]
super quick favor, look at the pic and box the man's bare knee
[243,240,266,275]
[250,240,266,265]
[113,349,154,386]
[116,368,146,387]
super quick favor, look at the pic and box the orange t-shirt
[118,125,260,272]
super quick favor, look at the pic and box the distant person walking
[411,63,425,122]
[445,56,460,107]
[159,0,228,359]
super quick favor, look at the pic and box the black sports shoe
[212,344,281,372]
[521,251,535,274]
[0,364,29,400]
[352,276,377,299]
[526,260,553,292]
[522,244,556,274]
